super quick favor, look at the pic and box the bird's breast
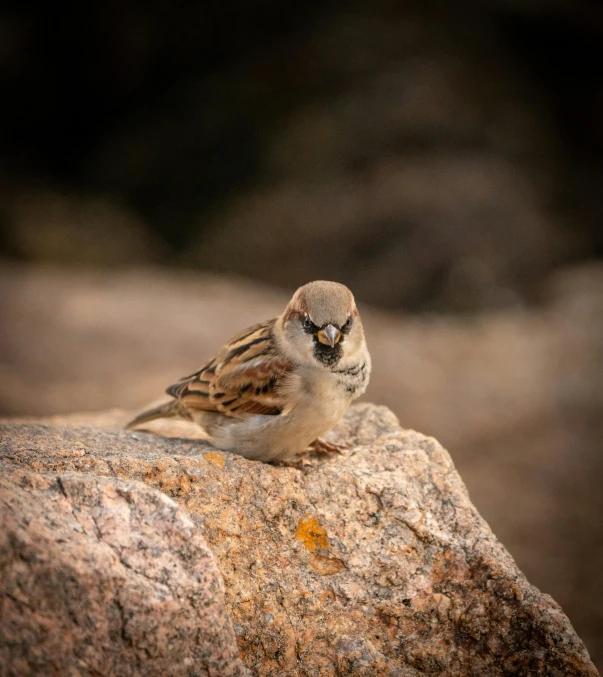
[282,368,350,428]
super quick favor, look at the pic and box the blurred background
[1,0,602,668]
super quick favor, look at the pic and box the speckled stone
[0,404,598,676]
[0,463,248,676]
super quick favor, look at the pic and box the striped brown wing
[165,319,291,417]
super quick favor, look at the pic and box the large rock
[0,405,598,676]
[1,262,602,669]
[0,462,248,676]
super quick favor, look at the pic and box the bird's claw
[310,438,348,455]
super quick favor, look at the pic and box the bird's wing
[166,318,292,417]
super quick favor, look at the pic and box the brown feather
[165,318,292,418]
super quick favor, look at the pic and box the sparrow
[126,280,371,463]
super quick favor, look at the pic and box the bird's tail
[125,400,181,430]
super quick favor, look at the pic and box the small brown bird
[126,280,371,463]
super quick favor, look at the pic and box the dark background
[2,0,602,309]
[1,0,602,669]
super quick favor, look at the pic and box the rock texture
[0,405,598,676]
[0,462,248,676]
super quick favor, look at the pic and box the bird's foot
[272,459,314,471]
[310,438,347,455]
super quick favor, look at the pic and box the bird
[126,280,371,463]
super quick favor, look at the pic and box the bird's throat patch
[313,342,343,367]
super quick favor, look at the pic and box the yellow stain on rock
[295,517,329,552]
[204,451,225,468]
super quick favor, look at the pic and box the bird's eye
[302,315,315,332]
[341,316,353,333]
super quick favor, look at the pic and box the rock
[182,8,585,312]
[0,404,598,676]
[0,187,164,266]
[0,462,248,676]
[1,262,602,669]
[84,5,591,312]
[191,154,572,312]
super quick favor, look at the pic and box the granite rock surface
[0,404,598,676]
[0,462,248,677]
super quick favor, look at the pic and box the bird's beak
[317,324,341,348]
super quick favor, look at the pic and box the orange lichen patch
[204,451,225,468]
[310,555,345,576]
[295,517,329,552]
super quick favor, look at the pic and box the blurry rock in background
[1,0,601,311]
[188,8,584,311]
[192,155,573,311]
[0,187,163,265]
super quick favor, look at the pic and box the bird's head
[280,280,365,367]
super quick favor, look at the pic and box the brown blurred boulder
[192,154,570,311]
[83,5,590,311]
[1,405,598,676]
[0,462,247,677]
[178,7,582,311]
[0,187,164,266]
[3,1,601,310]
